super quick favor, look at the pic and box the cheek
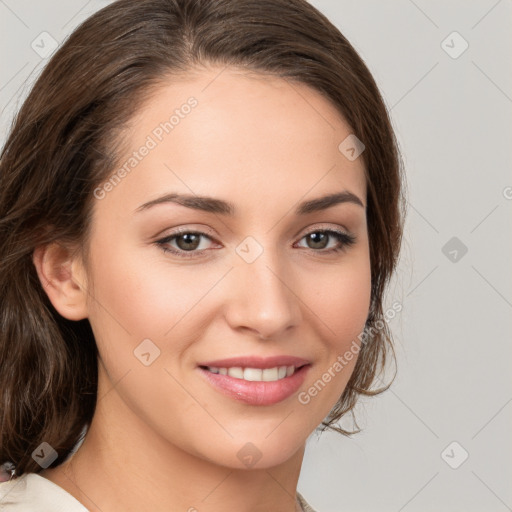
[298,254,371,413]
[307,254,372,349]
[86,238,219,341]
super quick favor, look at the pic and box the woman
[0,0,406,510]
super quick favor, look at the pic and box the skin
[34,65,371,512]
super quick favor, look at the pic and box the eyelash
[155,227,356,260]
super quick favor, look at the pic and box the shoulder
[1,473,317,512]
[0,472,89,511]
[296,491,319,512]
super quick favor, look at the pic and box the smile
[197,356,311,406]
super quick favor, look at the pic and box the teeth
[207,365,296,382]
[262,367,279,381]
[243,368,262,381]
[227,367,244,379]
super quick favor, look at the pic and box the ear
[32,242,89,321]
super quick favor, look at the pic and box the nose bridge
[225,237,302,339]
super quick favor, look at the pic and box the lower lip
[198,365,310,406]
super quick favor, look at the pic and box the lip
[198,355,310,369]
[197,355,311,406]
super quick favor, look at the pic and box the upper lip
[198,355,311,369]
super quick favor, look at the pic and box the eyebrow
[135,190,365,216]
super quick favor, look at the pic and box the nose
[223,249,302,340]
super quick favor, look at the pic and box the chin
[189,424,311,471]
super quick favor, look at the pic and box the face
[80,66,371,469]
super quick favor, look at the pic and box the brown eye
[156,231,216,259]
[296,229,356,254]
[305,232,329,249]
[175,233,202,251]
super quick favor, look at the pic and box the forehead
[97,66,367,218]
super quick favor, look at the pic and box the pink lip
[197,356,311,406]
[198,355,310,369]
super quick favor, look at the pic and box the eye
[156,230,217,259]
[155,227,357,259]
[295,229,356,254]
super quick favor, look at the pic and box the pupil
[309,232,327,249]
[178,233,200,250]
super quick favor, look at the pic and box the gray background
[1,1,511,511]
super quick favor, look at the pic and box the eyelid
[157,222,352,243]
[155,224,218,240]
[299,222,351,237]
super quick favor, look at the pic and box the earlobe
[32,243,89,321]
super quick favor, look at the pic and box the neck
[41,363,305,512]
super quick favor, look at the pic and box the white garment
[0,472,317,511]
[0,472,88,511]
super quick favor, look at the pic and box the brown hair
[0,0,406,477]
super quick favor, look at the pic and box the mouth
[197,356,311,406]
